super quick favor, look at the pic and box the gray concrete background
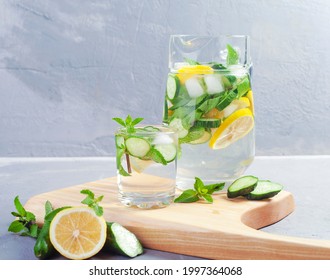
[1,0,330,157]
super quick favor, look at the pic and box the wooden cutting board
[24,175,330,259]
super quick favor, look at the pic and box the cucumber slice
[189,129,211,144]
[169,118,189,138]
[195,118,221,128]
[105,222,143,258]
[125,137,151,158]
[179,127,205,144]
[166,74,179,100]
[227,175,259,198]
[153,143,177,163]
[246,180,283,200]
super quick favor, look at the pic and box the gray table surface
[1,156,330,260]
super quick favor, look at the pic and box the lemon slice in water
[209,108,254,150]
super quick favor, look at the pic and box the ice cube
[152,134,173,145]
[204,74,224,94]
[185,77,204,98]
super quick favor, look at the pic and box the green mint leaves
[80,189,104,216]
[226,44,239,65]
[174,177,225,203]
[8,196,39,237]
[113,115,144,134]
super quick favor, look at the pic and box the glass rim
[115,125,177,136]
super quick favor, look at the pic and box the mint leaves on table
[81,189,104,216]
[174,177,225,203]
[8,196,39,237]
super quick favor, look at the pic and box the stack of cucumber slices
[227,175,283,200]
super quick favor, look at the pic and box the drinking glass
[115,125,178,208]
[163,35,254,190]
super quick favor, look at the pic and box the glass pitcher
[163,35,254,190]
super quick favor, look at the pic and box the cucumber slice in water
[246,180,283,200]
[166,74,179,100]
[195,118,221,128]
[189,129,211,144]
[169,118,189,138]
[179,127,205,144]
[106,222,143,258]
[125,137,151,158]
[227,175,259,198]
[143,126,161,132]
[153,143,177,163]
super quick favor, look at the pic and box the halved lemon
[209,108,254,150]
[246,90,254,114]
[49,207,107,260]
[177,65,213,84]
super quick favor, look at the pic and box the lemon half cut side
[49,207,107,260]
[209,108,254,150]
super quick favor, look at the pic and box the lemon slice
[177,65,213,83]
[130,156,154,173]
[209,108,254,150]
[223,97,251,118]
[246,90,254,114]
[49,207,107,260]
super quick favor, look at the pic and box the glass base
[118,192,174,209]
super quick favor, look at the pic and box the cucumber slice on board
[154,143,177,163]
[125,137,151,158]
[227,175,259,198]
[195,118,221,128]
[105,222,143,258]
[246,180,283,200]
[166,74,180,100]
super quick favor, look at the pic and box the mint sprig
[174,177,225,203]
[226,44,239,65]
[8,196,39,237]
[80,189,104,216]
[113,115,144,134]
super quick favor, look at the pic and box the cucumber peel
[246,180,283,200]
[105,222,143,258]
[227,175,258,198]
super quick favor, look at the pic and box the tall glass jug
[163,35,254,190]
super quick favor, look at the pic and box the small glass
[163,35,254,190]
[115,125,178,209]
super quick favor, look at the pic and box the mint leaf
[203,182,225,194]
[226,44,239,65]
[131,117,144,126]
[45,201,53,216]
[174,189,199,203]
[147,148,167,165]
[184,57,200,65]
[201,193,213,203]
[112,117,126,127]
[80,189,104,216]
[118,165,131,176]
[8,220,25,233]
[194,177,204,193]
[14,196,26,216]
